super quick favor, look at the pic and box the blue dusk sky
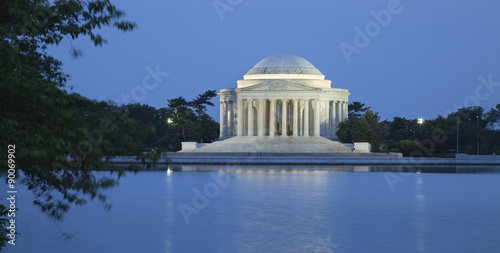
[48,0,500,121]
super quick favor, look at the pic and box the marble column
[327,101,331,137]
[270,99,276,136]
[304,99,309,136]
[228,101,234,136]
[236,99,243,136]
[222,101,228,137]
[258,99,265,136]
[293,99,298,136]
[219,101,224,138]
[335,101,340,128]
[343,101,348,121]
[314,99,320,136]
[248,99,254,136]
[282,99,287,136]
[323,100,329,136]
[330,101,335,137]
[340,102,344,121]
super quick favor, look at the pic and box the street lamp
[417,118,423,140]
[456,117,460,154]
[476,115,480,156]
[167,118,173,124]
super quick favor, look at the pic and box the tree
[388,117,418,142]
[348,101,367,118]
[1,0,136,248]
[417,115,455,155]
[166,92,219,146]
[167,97,194,141]
[188,90,218,143]
[399,140,427,157]
[120,103,162,149]
[197,113,220,143]
[448,106,499,155]
[349,117,372,141]
[190,90,217,118]
[337,103,382,146]
[341,102,500,156]
[485,104,500,130]
[382,105,500,156]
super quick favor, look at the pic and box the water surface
[3,165,500,253]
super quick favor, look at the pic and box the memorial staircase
[181,136,354,153]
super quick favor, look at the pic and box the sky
[48,0,500,121]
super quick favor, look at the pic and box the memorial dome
[245,54,323,76]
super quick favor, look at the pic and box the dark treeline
[337,102,500,157]
[114,90,220,153]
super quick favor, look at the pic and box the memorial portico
[219,98,348,138]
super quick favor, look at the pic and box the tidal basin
[4,165,500,253]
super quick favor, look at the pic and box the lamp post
[417,118,423,140]
[476,115,479,156]
[456,117,460,154]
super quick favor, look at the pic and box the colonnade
[220,98,348,138]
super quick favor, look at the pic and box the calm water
[3,165,500,253]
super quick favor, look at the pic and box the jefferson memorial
[182,54,362,153]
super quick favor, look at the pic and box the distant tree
[399,140,428,157]
[198,113,220,143]
[382,105,500,156]
[364,109,388,152]
[349,117,372,141]
[485,104,500,130]
[337,105,382,148]
[447,106,499,155]
[190,90,217,118]
[375,120,390,140]
[417,115,454,155]
[188,89,218,143]
[339,102,500,156]
[348,101,367,118]
[167,97,194,141]
[166,91,219,146]
[0,206,8,248]
[120,104,161,148]
[388,117,418,142]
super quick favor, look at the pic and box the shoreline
[106,153,500,166]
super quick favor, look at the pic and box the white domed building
[220,54,349,139]
[182,54,357,153]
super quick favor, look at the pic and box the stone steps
[182,136,355,153]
